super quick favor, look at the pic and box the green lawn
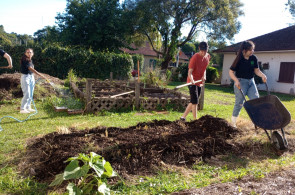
[0,82,294,194]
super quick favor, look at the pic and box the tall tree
[287,0,295,21]
[124,0,243,69]
[56,0,132,51]
[34,26,61,46]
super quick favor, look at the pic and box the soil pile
[0,73,64,101]
[21,115,239,182]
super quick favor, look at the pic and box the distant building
[216,25,295,95]
[122,42,189,72]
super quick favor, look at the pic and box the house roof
[122,42,189,60]
[215,25,295,53]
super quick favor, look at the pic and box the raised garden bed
[70,79,190,112]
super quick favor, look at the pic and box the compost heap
[0,73,63,101]
[22,115,239,182]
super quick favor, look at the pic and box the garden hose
[0,78,50,132]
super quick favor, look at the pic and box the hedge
[0,45,133,80]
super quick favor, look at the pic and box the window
[278,62,295,83]
[262,63,269,70]
[149,59,157,69]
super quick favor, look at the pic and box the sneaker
[180,117,186,122]
[20,109,30,114]
[27,108,36,112]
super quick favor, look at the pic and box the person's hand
[262,75,267,83]
[234,80,240,89]
[8,65,13,69]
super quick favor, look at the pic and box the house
[216,25,295,95]
[122,42,189,72]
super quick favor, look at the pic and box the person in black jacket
[229,41,267,127]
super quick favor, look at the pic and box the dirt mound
[21,115,239,182]
[0,73,64,101]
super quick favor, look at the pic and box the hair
[199,41,208,51]
[231,40,255,68]
[21,48,34,64]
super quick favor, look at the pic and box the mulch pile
[0,73,63,101]
[21,115,239,182]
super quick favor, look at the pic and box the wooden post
[137,60,140,83]
[198,84,205,110]
[86,79,92,112]
[135,80,140,109]
[110,72,113,81]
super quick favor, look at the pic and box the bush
[206,66,219,83]
[131,54,144,71]
[1,45,133,80]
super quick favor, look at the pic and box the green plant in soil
[50,152,117,195]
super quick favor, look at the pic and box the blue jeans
[21,74,35,110]
[233,78,259,117]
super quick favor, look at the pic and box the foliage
[131,54,144,71]
[1,45,133,80]
[287,0,295,20]
[142,68,171,87]
[33,26,61,46]
[180,42,196,57]
[65,69,79,87]
[175,63,189,82]
[0,25,34,47]
[56,0,133,51]
[50,152,117,195]
[206,66,219,83]
[124,0,243,69]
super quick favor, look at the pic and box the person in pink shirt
[180,42,210,121]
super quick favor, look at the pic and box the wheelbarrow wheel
[271,131,288,150]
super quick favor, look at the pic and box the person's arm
[229,69,240,88]
[254,68,267,83]
[4,53,13,69]
[28,67,48,80]
[188,68,194,84]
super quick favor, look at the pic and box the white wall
[221,51,295,95]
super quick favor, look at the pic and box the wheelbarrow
[239,83,291,150]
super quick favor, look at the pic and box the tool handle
[175,80,202,89]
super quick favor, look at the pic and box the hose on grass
[0,78,50,132]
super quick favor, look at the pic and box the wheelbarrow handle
[238,82,269,101]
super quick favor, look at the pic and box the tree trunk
[161,55,173,70]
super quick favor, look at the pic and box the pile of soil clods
[0,73,22,100]
[0,73,64,100]
[21,115,239,182]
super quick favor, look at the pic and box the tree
[287,0,295,21]
[123,0,243,69]
[34,26,61,46]
[56,0,133,51]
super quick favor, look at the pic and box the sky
[0,0,294,44]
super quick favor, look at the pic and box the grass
[0,82,295,194]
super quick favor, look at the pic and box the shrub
[206,66,219,83]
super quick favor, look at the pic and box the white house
[217,25,295,95]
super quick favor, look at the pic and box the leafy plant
[65,69,78,87]
[50,152,117,195]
